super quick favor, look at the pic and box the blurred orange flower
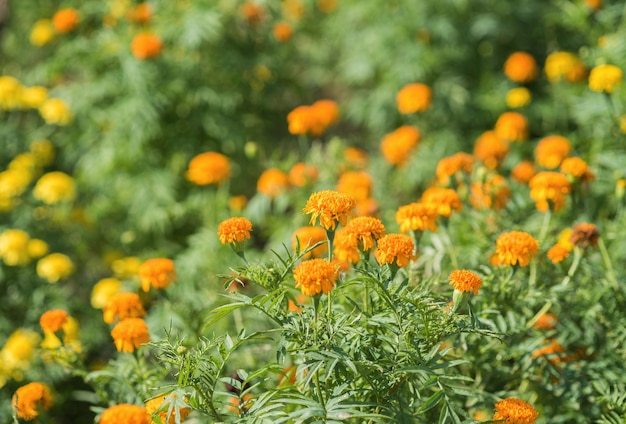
[185,152,230,186]
[492,231,539,267]
[12,382,53,421]
[111,317,150,352]
[436,152,473,186]
[547,243,570,264]
[380,125,421,166]
[344,147,368,169]
[131,33,163,60]
[560,157,595,182]
[52,8,80,34]
[395,202,438,233]
[287,100,339,136]
[469,174,510,210]
[503,51,538,83]
[494,111,528,142]
[40,309,68,333]
[100,404,149,424]
[336,171,373,201]
[145,394,191,424]
[534,312,558,330]
[240,2,265,25]
[138,258,176,292]
[535,135,571,169]
[292,226,328,258]
[126,3,153,25]
[288,162,318,187]
[510,160,536,183]
[103,292,146,324]
[529,171,571,212]
[473,131,509,170]
[421,187,462,218]
[257,168,290,198]
[396,82,432,114]
[293,259,339,296]
[273,22,293,42]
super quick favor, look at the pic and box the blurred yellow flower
[506,87,531,108]
[111,317,150,352]
[0,329,40,381]
[39,98,72,125]
[293,258,339,296]
[111,256,141,278]
[0,76,22,110]
[138,258,176,292]
[19,86,48,109]
[33,171,76,204]
[396,82,432,114]
[27,239,49,259]
[0,229,31,266]
[30,19,55,46]
[185,151,230,186]
[9,153,39,181]
[588,64,623,93]
[303,190,356,230]
[544,51,586,83]
[37,253,74,283]
[492,397,538,424]
[12,382,53,421]
[30,139,55,166]
[0,169,32,200]
[91,277,123,309]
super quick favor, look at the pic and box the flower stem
[597,237,619,291]
[538,210,552,246]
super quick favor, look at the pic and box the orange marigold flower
[396,82,432,114]
[293,259,339,296]
[292,226,328,258]
[436,152,473,186]
[218,217,253,244]
[185,152,231,186]
[494,111,529,142]
[138,258,176,292]
[380,125,421,166]
[145,394,191,424]
[421,187,463,218]
[560,157,595,182]
[504,51,538,83]
[345,216,386,251]
[336,171,373,201]
[317,0,337,13]
[547,244,570,264]
[493,397,539,424]
[12,382,53,421]
[545,51,587,83]
[535,135,571,169]
[288,162,318,187]
[99,404,149,424]
[493,231,539,267]
[303,190,356,230]
[589,64,622,93]
[287,105,312,135]
[585,0,602,9]
[257,168,290,198]
[111,318,150,352]
[131,33,163,60]
[511,160,536,183]
[354,197,379,218]
[529,171,571,212]
[240,2,264,25]
[532,338,566,359]
[534,313,558,330]
[310,99,340,135]
[103,292,146,324]
[506,87,532,109]
[40,309,68,333]
[395,202,438,233]
[469,174,510,210]
[333,227,361,264]
[449,269,482,295]
[570,222,599,248]
[52,8,80,34]
[374,234,416,267]
[344,147,368,169]
[473,131,509,170]
[227,393,254,415]
[126,3,153,25]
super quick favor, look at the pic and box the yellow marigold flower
[288,162,318,187]
[39,98,72,125]
[317,0,337,13]
[30,19,55,47]
[1,329,40,372]
[503,51,538,83]
[0,229,32,266]
[421,187,463,218]
[547,244,570,264]
[303,190,356,230]
[293,259,339,296]
[33,171,76,204]
[345,216,386,251]
[374,234,416,267]
[145,394,191,424]
[9,154,39,183]
[474,131,509,170]
[27,239,48,259]
[449,269,482,295]
[12,382,53,421]
[545,51,586,83]
[131,33,163,60]
[257,168,290,198]
[30,139,55,166]
[100,404,149,424]
[0,168,31,200]
[185,152,230,186]
[40,309,68,333]
[380,125,421,166]
[111,318,150,352]
[529,171,571,212]
[511,160,536,183]
[534,312,558,330]
[37,253,74,283]
[469,174,510,210]
[52,8,80,33]
[218,217,253,244]
[138,258,176,292]
[492,397,538,424]
[0,76,23,111]
[344,147,368,169]
[112,256,141,278]
[494,111,528,142]
[91,278,123,309]
[103,292,146,324]
[560,157,595,182]
[493,231,539,267]
[336,171,373,201]
[20,86,49,109]
[333,227,361,264]
[436,152,473,186]
[395,202,438,233]
[557,228,574,251]
[535,135,571,169]
[396,82,432,114]
[570,222,599,248]
[292,226,328,259]
[506,87,532,109]
[589,64,623,93]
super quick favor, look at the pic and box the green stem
[561,247,583,288]
[538,210,552,246]
[597,237,619,291]
[528,259,537,289]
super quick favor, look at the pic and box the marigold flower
[317,0,337,12]
[292,226,328,258]
[493,231,539,267]
[40,309,69,333]
[0,169,31,201]
[273,22,293,42]
[288,162,318,187]
[138,258,176,292]
[287,105,312,135]
[112,256,142,278]
[557,228,574,251]
[473,131,509,170]
[257,168,290,198]
[535,135,571,169]
[99,404,149,424]
[126,3,153,25]
[396,82,432,114]
[354,197,379,218]
[103,292,146,324]
[30,19,55,46]
[39,98,72,125]
[0,229,31,266]
[1,329,40,376]
[395,202,438,233]
[532,338,566,360]
[345,216,386,251]
[547,244,570,264]
[585,0,602,9]
[21,86,49,109]
[30,139,55,166]
[333,227,360,264]
[229,195,247,212]
[282,0,305,21]
[503,51,538,83]
[506,87,532,109]
[492,397,538,424]
[589,64,622,93]
[560,157,595,182]
[33,171,76,204]
[293,259,339,296]
[91,278,123,309]
[131,33,163,60]
[469,174,510,210]
[240,2,264,25]
[344,147,368,169]
[145,394,191,424]
[0,76,23,110]
[303,190,356,230]
[570,222,599,248]
[227,393,254,415]
[494,111,528,142]
[511,160,536,183]
[37,253,74,283]
[534,313,558,330]
[529,171,571,212]
[380,125,421,166]
[218,217,253,245]
[336,171,373,201]
[545,51,586,83]
[374,234,416,267]
[310,99,340,135]
[436,152,473,186]
[449,269,482,295]
[111,318,150,352]
[185,152,230,186]
[52,8,80,34]
[421,187,463,218]
[12,382,53,421]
